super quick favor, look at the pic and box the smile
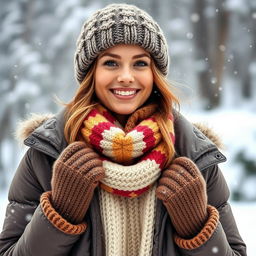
[113,90,136,96]
[110,89,140,99]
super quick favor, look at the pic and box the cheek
[94,69,109,99]
[142,72,153,94]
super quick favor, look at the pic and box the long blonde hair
[64,61,179,167]
[64,62,97,144]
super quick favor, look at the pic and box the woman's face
[94,44,153,117]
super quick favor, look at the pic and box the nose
[117,67,135,83]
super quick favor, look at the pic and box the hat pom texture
[74,3,169,84]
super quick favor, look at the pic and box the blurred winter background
[0,0,255,254]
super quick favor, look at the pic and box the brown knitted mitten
[50,141,105,224]
[156,157,208,238]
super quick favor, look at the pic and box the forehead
[99,44,150,58]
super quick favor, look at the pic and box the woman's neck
[113,113,129,127]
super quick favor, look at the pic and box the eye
[134,60,149,67]
[103,60,118,67]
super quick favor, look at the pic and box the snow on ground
[231,201,256,256]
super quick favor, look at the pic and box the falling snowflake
[219,45,226,51]
[211,77,217,84]
[186,32,193,39]
[25,214,32,222]
[191,13,200,23]
[212,246,219,253]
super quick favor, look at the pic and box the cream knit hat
[74,3,169,84]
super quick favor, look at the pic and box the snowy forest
[0,0,256,254]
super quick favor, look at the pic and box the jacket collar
[24,108,226,170]
[24,108,68,159]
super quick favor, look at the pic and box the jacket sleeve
[176,165,247,256]
[0,148,86,256]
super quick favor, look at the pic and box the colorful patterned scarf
[81,104,175,198]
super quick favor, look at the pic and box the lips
[110,88,140,99]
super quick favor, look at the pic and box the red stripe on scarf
[89,122,115,152]
[84,109,98,120]
[135,125,156,153]
[101,109,117,124]
[141,150,166,170]
[100,183,152,198]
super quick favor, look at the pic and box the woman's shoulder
[173,111,226,171]
[15,108,67,159]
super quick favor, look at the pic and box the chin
[114,110,134,115]
[112,106,139,115]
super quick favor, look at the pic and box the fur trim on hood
[15,113,223,149]
[15,113,54,143]
[193,123,223,149]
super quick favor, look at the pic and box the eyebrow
[99,52,151,59]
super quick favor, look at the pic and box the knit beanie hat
[74,3,169,84]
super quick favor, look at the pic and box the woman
[0,3,246,256]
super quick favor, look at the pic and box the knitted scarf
[81,104,175,256]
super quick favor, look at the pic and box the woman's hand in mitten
[156,157,208,238]
[50,141,105,224]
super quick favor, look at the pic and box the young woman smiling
[94,45,153,120]
[0,3,246,256]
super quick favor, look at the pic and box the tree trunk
[193,0,228,109]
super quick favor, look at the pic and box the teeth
[113,90,137,96]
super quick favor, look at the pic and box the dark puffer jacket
[0,109,247,256]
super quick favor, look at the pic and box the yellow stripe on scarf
[81,113,108,143]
